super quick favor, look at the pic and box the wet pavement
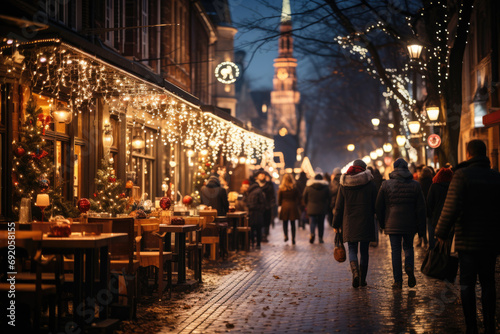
[120,221,500,334]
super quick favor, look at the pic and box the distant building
[269,0,306,168]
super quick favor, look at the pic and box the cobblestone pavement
[124,221,500,334]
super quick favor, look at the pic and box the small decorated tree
[12,96,78,220]
[89,158,127,216]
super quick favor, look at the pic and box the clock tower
[269,0,304,149]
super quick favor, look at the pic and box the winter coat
[419,175,433,200]
[278,187,301,221]
[375,167,426,236]
[426,169,452,229]
[333,170,377,242]
[435,156,500,253]
[258,180,276,211]
[200,176,229,216]
[303,179,330,216]
[245,183,266,227]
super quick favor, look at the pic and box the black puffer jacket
[376,168,426,235]
[245,183,266,227]
[435,156,500,253]
[303,179,330,216]
[333,170,377,242]
[200,176,229,216]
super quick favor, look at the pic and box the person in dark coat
[296,172,308,229]
[200,174,229,216]
[327,168,342,227]
[435,140,500,334]
[245,177,266,249]
[255,169,276,242]
[376,158,426,289]
[426,167,453,250]
[417,166,434,247]
[333,159,377,288]
[367,166,383,247]
[278,173,301,244]
[303,173,330,243]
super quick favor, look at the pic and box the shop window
[127,125,156,199]
[105,0,114,46]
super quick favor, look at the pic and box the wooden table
[42,233,128,330]
[159,224,199,285]
[226,211,247,252]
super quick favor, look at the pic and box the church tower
[269,0,303,148]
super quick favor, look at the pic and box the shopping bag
[333,232,346,263]
[420,240,458,282]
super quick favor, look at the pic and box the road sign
[428,134,441,148]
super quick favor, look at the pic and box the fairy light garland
[4,39,274,176]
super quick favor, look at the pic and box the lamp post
[396,135,406,147]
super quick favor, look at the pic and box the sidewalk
[120,222,500,333]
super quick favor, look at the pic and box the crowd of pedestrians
[201,139,498,333]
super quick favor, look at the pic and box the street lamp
[370,151,378,160]
[426,106,440,122]
[383,143,393,153]
[396,135,406,147]
[347,144,355,151]
[371,118,380,127]
[408,121,421,135]
[407,41,423,61]
[376,148,383,157]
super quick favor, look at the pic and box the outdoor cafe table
[226,211,247,252]
[159,224,198,285]
[41,233,128,330]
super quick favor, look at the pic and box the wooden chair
[134,219,173,299]
[201,224,220,261]
[229,216,251,252]
[88,217,140,319]
[185,217,203,283]
[0,231,61,332]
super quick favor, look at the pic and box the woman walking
[303,174,330,243]
[376,158,426,289]
[427,167,453,245]
[278,173,301,244]
[333,159,378,288]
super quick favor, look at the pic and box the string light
[5,38,274,178]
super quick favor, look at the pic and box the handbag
[420,240,458,282]
[333,232,346,263]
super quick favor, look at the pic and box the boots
[309,234,315,244]
[350,261,360,288]
[405,265,416,287]
[360,265,368,287]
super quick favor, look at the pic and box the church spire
[281,0,291,24]
[278,0,293,58]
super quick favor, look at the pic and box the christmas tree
[12,96,78,220]
[193,152,215,202]
[89,158,127,216]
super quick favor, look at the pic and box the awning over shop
[483,108,500,127]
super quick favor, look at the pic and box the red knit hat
[432,167,453,184]
[242,179,250,185]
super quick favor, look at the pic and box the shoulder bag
[333,232,346,263]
